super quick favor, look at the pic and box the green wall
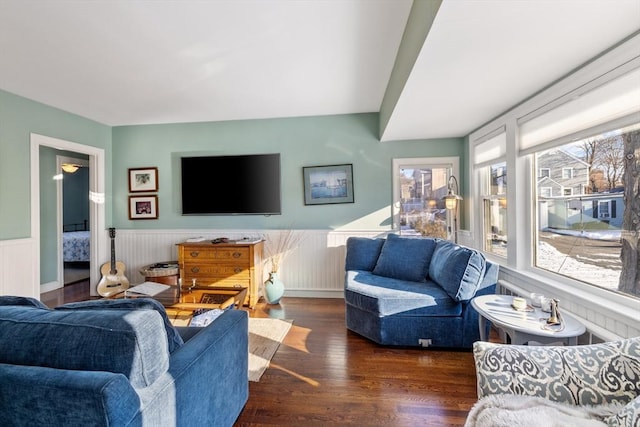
[113,113,464,231]
[0,90,112,240]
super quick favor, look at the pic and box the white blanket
[465,394,622,427]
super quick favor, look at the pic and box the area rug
[248,318,293,382]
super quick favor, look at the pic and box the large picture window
[533,127,636,292]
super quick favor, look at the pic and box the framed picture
[129,195,158,220]
[128,167,158,192]
[303,164,354,205]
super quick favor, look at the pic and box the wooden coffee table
[115,286,247,326]
[471,294,586,346]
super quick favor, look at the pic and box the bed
[63,221,90,263]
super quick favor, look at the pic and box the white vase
[264,272,285,304]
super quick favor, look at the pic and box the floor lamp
[442,175,463,243]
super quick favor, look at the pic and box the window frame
[466,33,640,339]
[392,157,460,238]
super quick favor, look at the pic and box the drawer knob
[190,267,200,273]
[233,267,243,274]
[190,251,199,258]
[234,284,242,288]
[232,252,241,258]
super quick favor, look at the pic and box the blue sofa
[344,234,498,348]
[0,296,248,426]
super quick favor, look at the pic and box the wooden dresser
[176,240,264,308]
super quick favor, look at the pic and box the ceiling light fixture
[61,163,80,173]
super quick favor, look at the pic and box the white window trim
[562,168,573,179]
[392,156,460,232]
[467,32,640,339]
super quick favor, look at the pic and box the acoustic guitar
[97,227,130,297]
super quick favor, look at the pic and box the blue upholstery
[0,296,249,426]
[372,233,437,282]
[344,235,498,348]
[345,237,385,271]
[56,298,185,353]
[429,240,486,301]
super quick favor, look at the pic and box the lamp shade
[61,163,80,173]
[442,175,463,210]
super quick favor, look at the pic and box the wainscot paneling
[0,238,38,298]
[111,229,387,299]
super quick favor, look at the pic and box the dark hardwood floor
[42,282,483,426]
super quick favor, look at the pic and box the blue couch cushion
[429,240,486,301]
[0,296,49,309]
[372,234,437,282]
[56,298,184,353]
[0,305,170,388]
[345,271,461,317]
[345,237,385,271]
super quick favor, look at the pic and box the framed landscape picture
[128,167,158,192]
[129,195,158,220]
[303,164,354,205]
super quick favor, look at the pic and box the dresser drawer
[183,263,250,279]
[182,247,249,262]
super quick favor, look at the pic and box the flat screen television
[181,153,281,215]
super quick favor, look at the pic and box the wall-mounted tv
[181,153,281,215]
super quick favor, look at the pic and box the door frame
[31,133,106,296]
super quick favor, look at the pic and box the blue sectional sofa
[0,296,248,427]
[344,234,498,349]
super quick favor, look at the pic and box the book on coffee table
[126,282,171,297]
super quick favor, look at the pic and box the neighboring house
[537,149,590,197]
[540,193,624,230]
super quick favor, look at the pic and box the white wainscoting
[111,229,387,299]
[0,238,38,298]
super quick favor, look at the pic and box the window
[532,125,636,295]
[474,131,507,257]
[482,162,507,256]
[562,168,573,179]
[539,187,552,198]
[539,168,550,178]
[392,157,459,240]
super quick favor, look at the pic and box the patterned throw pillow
[605,395,640,427]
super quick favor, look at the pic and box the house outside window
[539,168,550,178]
[562,168,573,179]
[392,157,459,240]
[532,126,634,294]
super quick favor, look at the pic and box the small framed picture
[129,195,158,220]
[303,164,354,205]
[128,167,158,193]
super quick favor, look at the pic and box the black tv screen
[181,153,281,215]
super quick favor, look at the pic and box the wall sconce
[61,163,81,174]
[442,175,463,243]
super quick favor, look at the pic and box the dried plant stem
[264,229,304,273]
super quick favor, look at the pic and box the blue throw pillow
[372,234,437,282]
[56,298,184,352]
[0,296,49,309]
[345,237,385,271]
[429,240,486,301]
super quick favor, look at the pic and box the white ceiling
[0,0,639,141]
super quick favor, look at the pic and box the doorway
[58,155,90,286]
[30,133,107,298]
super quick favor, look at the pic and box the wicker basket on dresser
[176,240,264,308]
